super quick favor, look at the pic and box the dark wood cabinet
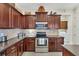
[20,15,26,29]
[11,8,20,28]
[48,15,61,29]
[62,47,75,56]
[0,3,25,29]
[60,21,68,29]
[55,37,64,52]
[26,15,36,29]
[49,37,56,52]
[2,40,24,56]
[48,15,54,29]
[36,12,48,22]
[49,37,64,52]
[17,40,23,56]
[54,15,60,29]
[5,44,17,56]
[0,4,10,28]
[23,37,35,52]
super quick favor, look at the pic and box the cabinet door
[0,4,9,28]
[20,15,25,29]
[24,38,35,52]
[11,8,19,28]
[54,15,60,29]
[28,15,35,29]
[55,37,64,52]
[0,4,3,28]
[5,45,17,56]
[17,40,23,56]
[48,16,52,29]
[48,16,54,29]
[18,12,21,28]
[23,38,27,51]
[26,41,35,51]
[60,21,68,29]
[36,12,48,22]
[48,37,55,52]
[9,7,12,28]
[24,16,28,29]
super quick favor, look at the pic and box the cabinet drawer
[5,45,16,54]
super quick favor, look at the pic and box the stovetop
[36,32,47,38]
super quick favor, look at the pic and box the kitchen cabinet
[0,4,10,28]
[22,15,28,29]
[23,37,35,52]
[0,3,24,29]
[48,15,54,29]
[48,37,64,52]
[48,15,61,29]
[17,40,23,56]
[36,12,48,22]
[55,37,64,52]
[54,15,60,29]
[10,6,24,29]
[11,8,20,28]
[48,37,56,52]
[5,44,17,56]
[26,15,36,29]
[62,47,75,56]
[0,40,24,56]
[60,21,68,29]
[20,15,26,29]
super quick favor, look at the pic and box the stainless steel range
[35,32,48,52]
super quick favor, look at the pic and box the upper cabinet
[0,4,64,29]
[11,8,19,28]
[0,4,10,28]
[54,15,61,29]
[35,6,48,22]
[48,15,61,29]
[35,12,48,22]
[60,21,68,29]
[0,3,23,29]
[26,15,36,29]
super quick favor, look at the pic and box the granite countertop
[0,35,63,53]
[62,45,79,56]
[0,37,26,53]
[47,35,64,37]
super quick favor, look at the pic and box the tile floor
[22,52,62,56]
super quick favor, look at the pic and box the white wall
[72,8,79,44]
[59,15,73,44]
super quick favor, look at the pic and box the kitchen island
[62,45,79,56]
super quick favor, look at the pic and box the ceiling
[15,3,79,14]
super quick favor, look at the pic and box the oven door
[37,38,48,47]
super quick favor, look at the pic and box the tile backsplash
[0,29,61,40]
[0,29,22,40]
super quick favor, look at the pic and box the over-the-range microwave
[35,22,48,29]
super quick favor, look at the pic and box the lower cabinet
[5,44,17,56]
[49,37,64,52]
[4,40,23,56]
[23,37,35,52]
[62,47,75,56]
[48,37,56,52]
[17,40,23,56]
